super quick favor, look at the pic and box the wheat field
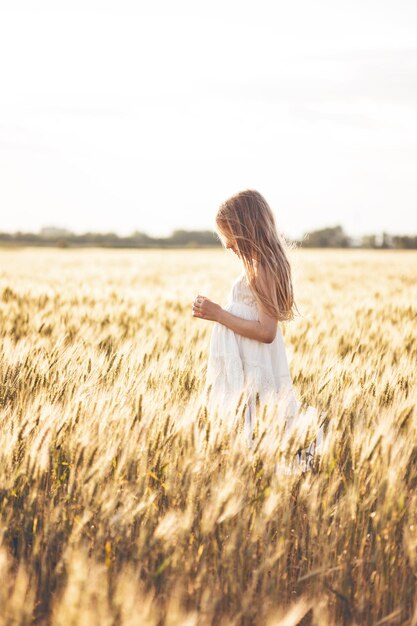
[0,247,416,626]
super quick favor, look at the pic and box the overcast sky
[1,0,416,238]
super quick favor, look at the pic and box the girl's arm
[218,307,277,343]
[192,296,277,344]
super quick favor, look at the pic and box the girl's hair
[216,189,299,321]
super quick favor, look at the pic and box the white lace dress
[205,272,325,466]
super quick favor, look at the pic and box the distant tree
[131,231,153,245]
[391,235,417,249]
[381,232,394,249]
[168,230,220,246]
[361,234,377,248]
[302,225,351,248]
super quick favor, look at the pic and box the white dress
[205,272,325,468]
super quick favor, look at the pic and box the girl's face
[217,222,239,256]
[225,237,238,255]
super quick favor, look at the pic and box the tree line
[0,225,415,249]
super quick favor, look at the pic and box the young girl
[192,189,325,468]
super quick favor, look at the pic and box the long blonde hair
[216,189,299,321]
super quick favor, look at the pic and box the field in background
[0,248,416,625]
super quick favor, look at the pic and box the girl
[192,189,325,469]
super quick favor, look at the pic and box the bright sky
[1,0,416,238]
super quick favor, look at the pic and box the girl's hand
[192,295,222,322]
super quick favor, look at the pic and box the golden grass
[0,247,416,626]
